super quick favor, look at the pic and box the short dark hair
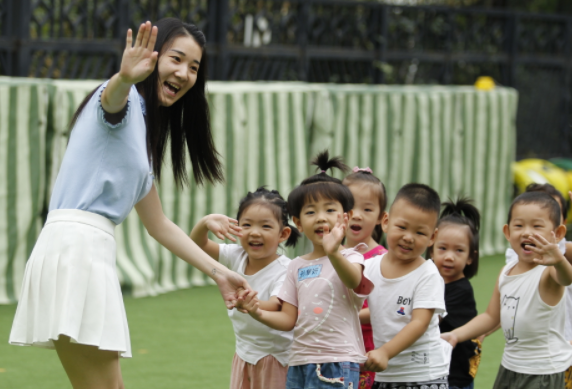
[507,191,561,228]
[525,183,568,222]
[288,150,354,219]
[237,187,300,247]
[392,183,441,216]
[343,170,387,243]
[427,197,480,279]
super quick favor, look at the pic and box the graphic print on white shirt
[501,295,520,344]
[396,295,412,316]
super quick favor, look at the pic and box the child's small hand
[322,213,349,255]
[234,289,258,313]
[440,332,459,348]
[240,290,261,317]
[528,232,564,266]
[205,214,242,242]
[364,348,389,372]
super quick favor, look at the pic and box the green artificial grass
[0,255,507,388]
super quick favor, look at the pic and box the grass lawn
[0,255,507,388]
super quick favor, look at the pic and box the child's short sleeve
[412,265,446,316]
[270,273,287,297]
[217,244,246,272]
[277,261,298,307]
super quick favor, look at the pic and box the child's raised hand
[527,232,565,266]
[119,21,159,85]
[364,348,389,372]
[440,332,459,348]
[322,213,349,255]
[205,214,242,242]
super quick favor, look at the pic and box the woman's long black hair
[68,18,223,187]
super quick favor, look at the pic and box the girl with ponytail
[238,150,373,389]
[190,186,299,389]
[429,198,481,389]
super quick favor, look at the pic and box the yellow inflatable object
[474,76,495,91]
[512,159,570,205]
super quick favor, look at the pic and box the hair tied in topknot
[312,150,350,175]
[441,197,481,231]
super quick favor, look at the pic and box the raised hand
[119,21,159,85]
[322,213,349,255]
[527,232,565,266]
[204,214,242,242]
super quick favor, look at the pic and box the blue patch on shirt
[298,265,323,281]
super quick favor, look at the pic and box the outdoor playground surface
[0,255,507,389]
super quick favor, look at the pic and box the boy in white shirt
[363,183,451,389]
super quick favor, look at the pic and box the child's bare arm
[189,214,242,260]
[443,273,501,347]
[365,308,433,372]
[359,307,371,325]
[242,292,298,331]
[323,213,363,289]
[258,296,282,311]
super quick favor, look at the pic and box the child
[362,183,451,389]
[442,191,572,389]
[190,187,300,389]
[429,198,481,389]
[240,151,373,389]
[343,167,388,389]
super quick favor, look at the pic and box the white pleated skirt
[9,209,131,358]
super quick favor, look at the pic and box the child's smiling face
[503,202,563,263]
[382,198,438,263]
[294,196,345,247]
[238,204,287,262]
[432,224,472,283]
[346,183,384,244]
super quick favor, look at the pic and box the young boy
[442,191,572,389]
[363,183,451,388]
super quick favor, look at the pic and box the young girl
[429,198,481,389]
[442,191,572,389]
[241,151,373,389]
[343,167,388,389]
[9,19,248,389]
[190,187,300,389]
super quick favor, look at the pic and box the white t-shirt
[219,244,293,366]
[364,254,451,383]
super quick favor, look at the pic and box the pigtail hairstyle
[342,169,387,243]
[237,186,301,247]
[288,150,354,219]
[432,197,480,279]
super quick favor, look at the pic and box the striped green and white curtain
[0,78,518,303]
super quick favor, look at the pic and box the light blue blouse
[49,81,154,225]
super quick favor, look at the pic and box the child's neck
[345,235,379,252]
[381,250,425,279]
[245,253,280,275]
[301,243,328,261]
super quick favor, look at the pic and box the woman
[10,19,249,389]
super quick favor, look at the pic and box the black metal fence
[1,0,571,160]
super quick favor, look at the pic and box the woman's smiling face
[157,35,202,107]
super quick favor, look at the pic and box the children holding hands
[191,187,300,389]
[362,184,451,389]
[441,191,572,389]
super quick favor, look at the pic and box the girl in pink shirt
[343,168,388,389]
[240,151,373,389]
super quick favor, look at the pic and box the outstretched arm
[323,213,363,289]
[365,308,433,372]
[135,185,250,309]
[442,272,502,347]
[528,232,572,286]
[241,291,298,331]
[190,214,242,260]
[101,21,158,113]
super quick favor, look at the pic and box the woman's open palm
[119,21,158,84]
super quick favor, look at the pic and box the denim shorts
[286,362,360,389]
